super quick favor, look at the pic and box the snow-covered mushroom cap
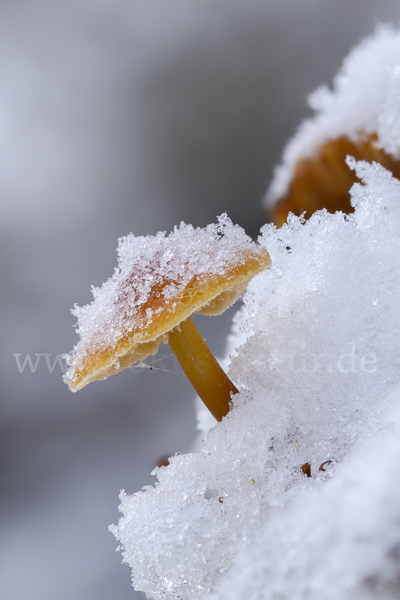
[266,26,400,226]
[64,214,269,393]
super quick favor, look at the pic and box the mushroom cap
[64,214,270,392]
[269,134,400,227]
[265,28,400,226]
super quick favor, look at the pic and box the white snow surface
[111,160,400,599]
[266,26,400,206]
[202,393,400,600]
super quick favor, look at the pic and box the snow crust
[111,160,400,599]
[64,214,252,383]
[267,26,400,205]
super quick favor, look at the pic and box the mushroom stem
[168,317,238,421]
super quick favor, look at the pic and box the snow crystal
[64,214,255,386]
[110,160,400,599]
[266,25,400,206]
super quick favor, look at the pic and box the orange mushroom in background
[268,134,400,228]
[64,215,270,422]
[265,28,400,227]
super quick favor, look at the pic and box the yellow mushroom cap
[64,214,270,392]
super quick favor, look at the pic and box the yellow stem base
[168,317,238,421]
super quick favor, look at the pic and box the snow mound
[202,392,400,600]
[110,160,400,599]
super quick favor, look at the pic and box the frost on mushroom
[64,213,269,420]
[110,160,400,599]
[266,26,400,225]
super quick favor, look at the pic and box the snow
[266,25,400,206]
[110,159,400,599]
[202,394,400,600]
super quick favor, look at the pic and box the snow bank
[110,159,400,599]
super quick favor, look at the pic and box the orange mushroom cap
[268,134,400,227]
[265,29,400,226]
[64,214,270,392]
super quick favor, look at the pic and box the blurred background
[2,1,400,598]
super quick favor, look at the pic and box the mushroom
[269,134,400,227]
[264,29,400,227]
[64,214,270,421]
[267,135,400,227]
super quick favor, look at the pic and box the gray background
[1,1,400,599]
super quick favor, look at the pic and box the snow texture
[266,25,400,206]
[202,393,400,600]
[64,214,253,384]
[110,159,400,599]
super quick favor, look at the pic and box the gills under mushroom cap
[64,214,270,392]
